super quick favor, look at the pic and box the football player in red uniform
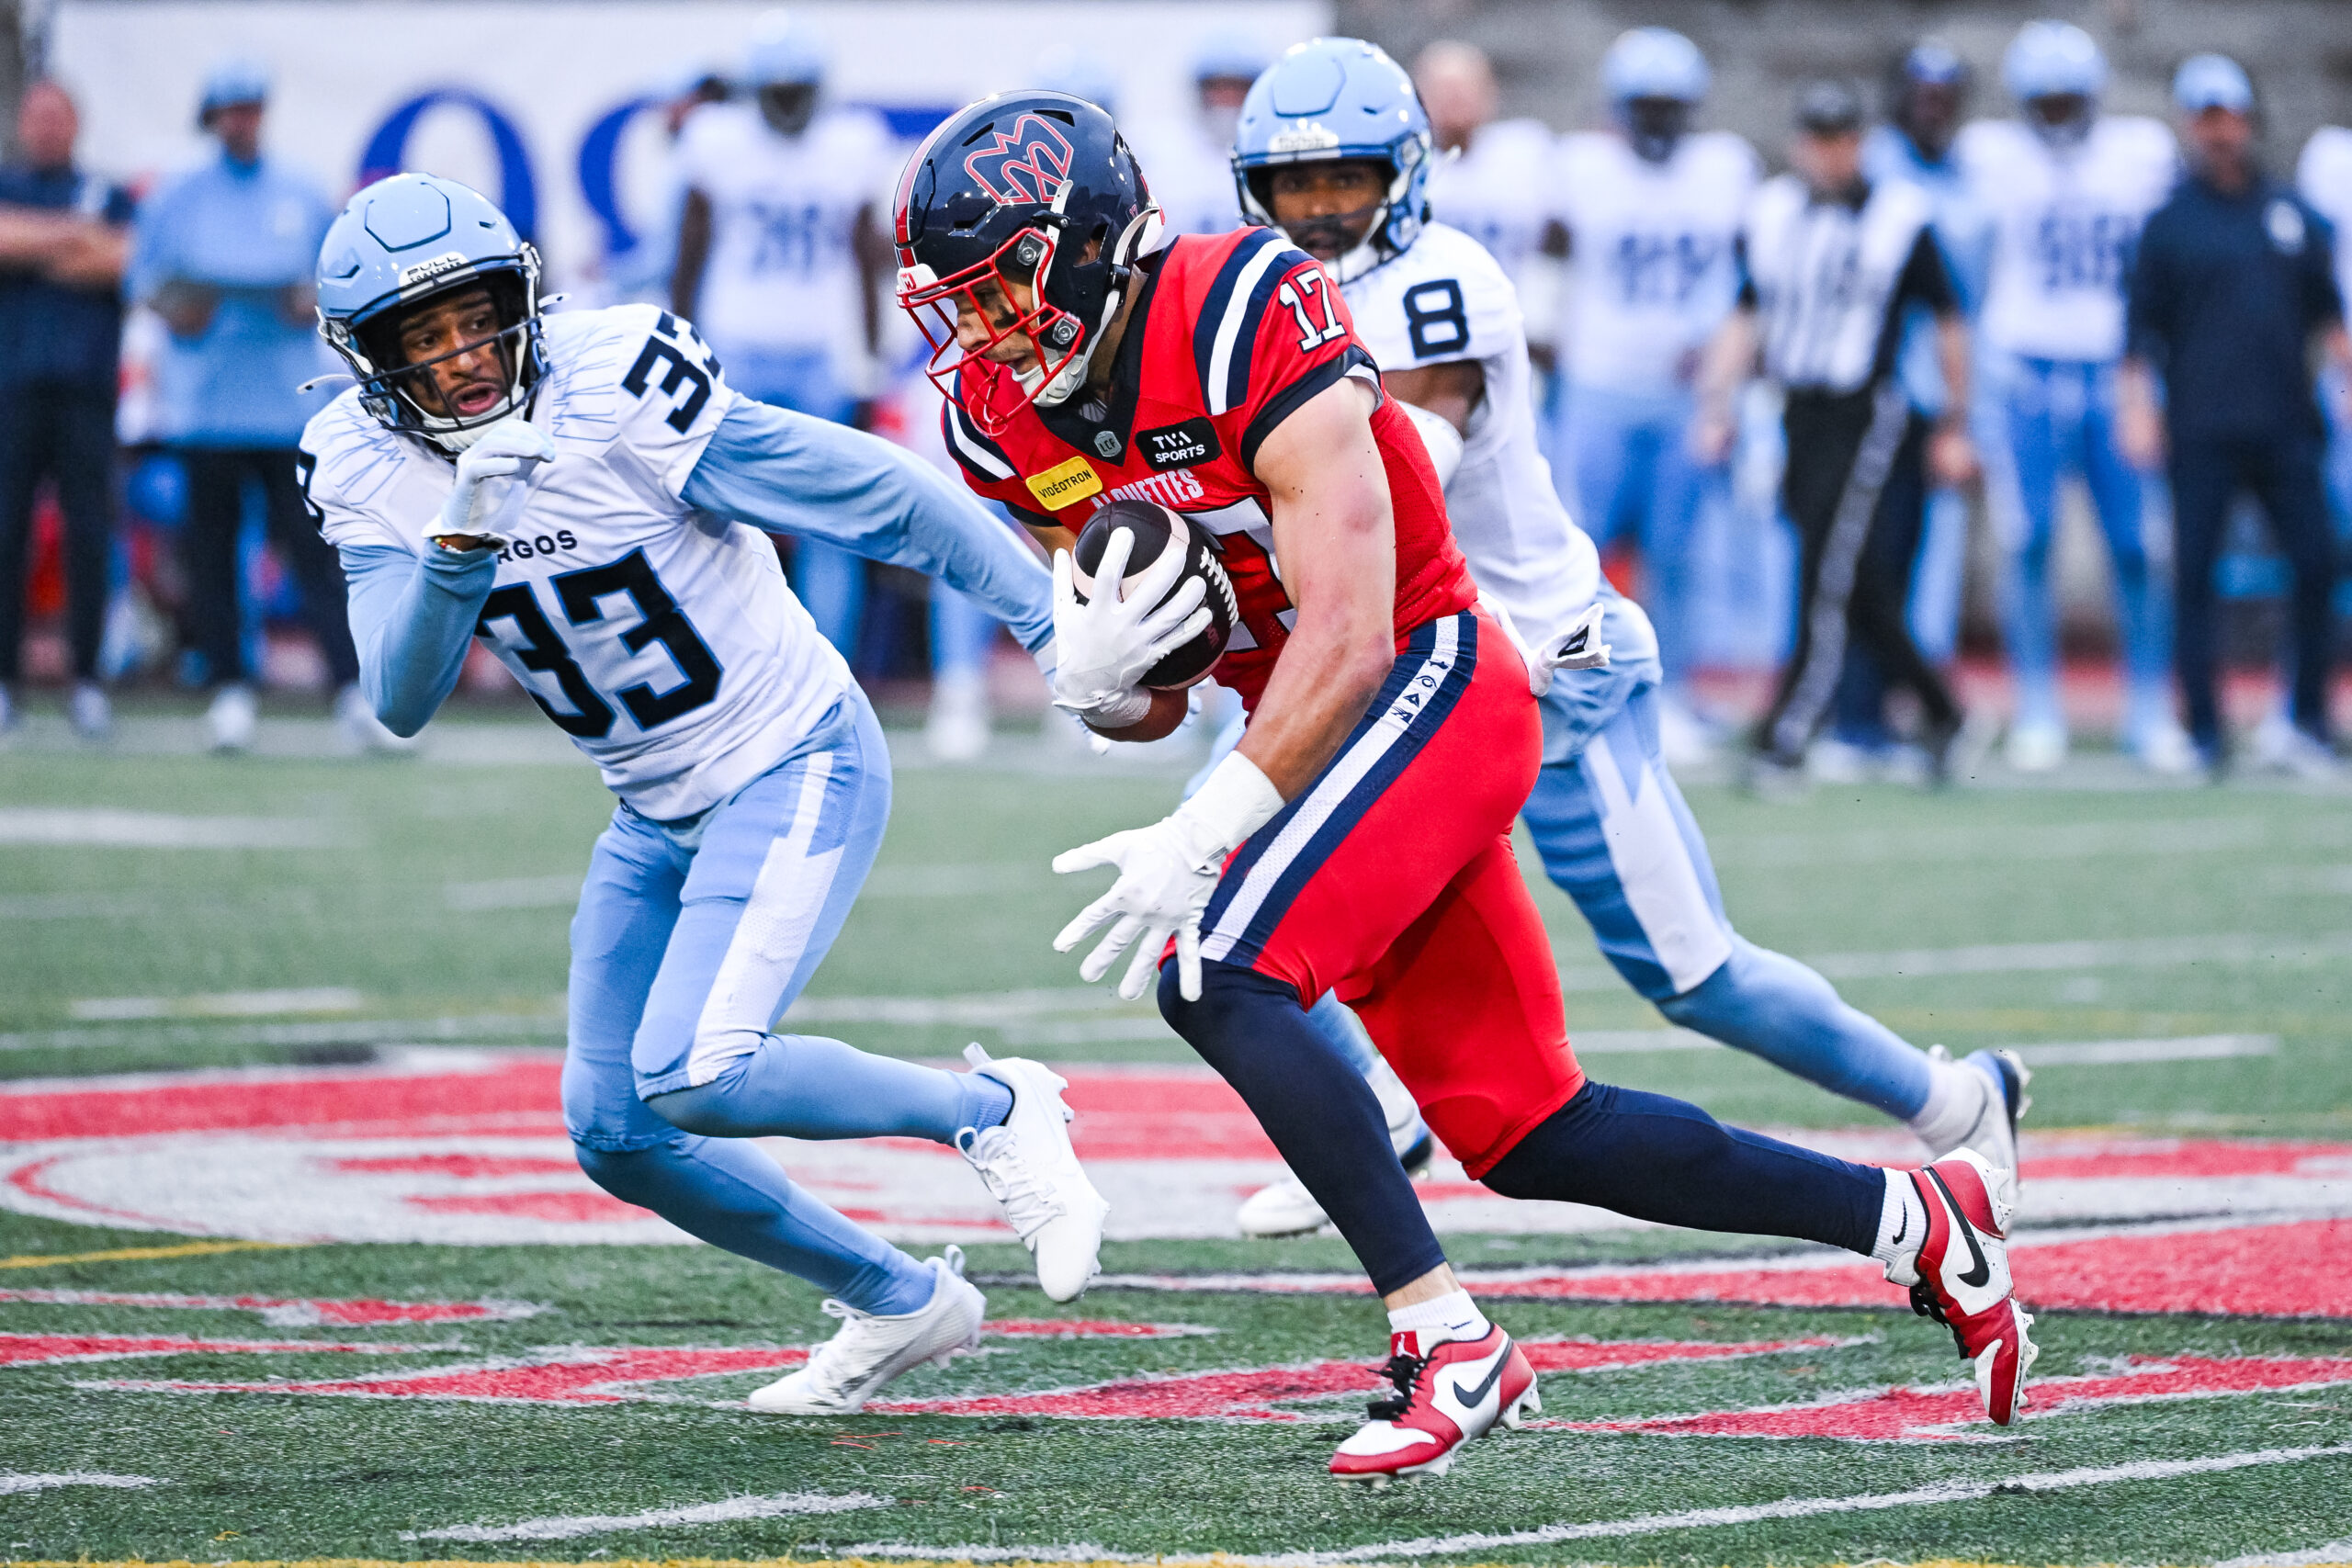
[894,87,2032,1481]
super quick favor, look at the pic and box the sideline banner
[49,0,1327,290]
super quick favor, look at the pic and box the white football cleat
[747,1247,984,1416]
[68,682,111,739]
[207,683,257,753]
[2003,721,2066,773]
[924,670,991,762]
[1917,1045,2031,1179]
[957,1044,1109,1301]
[336,682,420,754]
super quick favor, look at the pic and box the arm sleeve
[123,184,171,303]
[1894,225,1960,317]
[339,541,498,738]
[681,399,1053,653]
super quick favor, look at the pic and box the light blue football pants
[562,687,1007,1314]
[1197,592,1934,1138]
[1995,355,2173,738]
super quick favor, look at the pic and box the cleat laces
[1365,1349,1428,1421]
[798,1298,890,1404]
[956,1125,1066,1240]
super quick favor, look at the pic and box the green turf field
[3,711,2351,1565]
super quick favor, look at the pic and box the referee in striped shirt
[1698,81,1976,787]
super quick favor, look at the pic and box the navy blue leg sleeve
[1482,1080,1882,1257]
[1160,959,1447,1295]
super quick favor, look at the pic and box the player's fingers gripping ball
[1068,501,1238,691]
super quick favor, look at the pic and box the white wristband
[1170,751,1283,864]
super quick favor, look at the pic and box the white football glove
[1483,594,1611,697]
[1049,527,1213,730]
[429,417,555,547]
[1052,752,1283,1001]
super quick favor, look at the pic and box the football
[1069,498,1238,690]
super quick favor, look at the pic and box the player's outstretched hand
[1048,528,1212,729]
[1052,816,1226,1002]
[430,417,555,549]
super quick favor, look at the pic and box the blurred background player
[2123,55,2348,776]
[596,64,729,307]
[1414,41,1566,387]
[0,78,131,738]
[307,172,1106,1408]
[1552,28,1756,759]
[1701,81,1975,784]
[127,57,369,752]
[1824,40,1991,779]
[1226,39,2023,1240]
[2300,115,2352,570]
[1124,33,1266,239]
[1960,20,2192,773]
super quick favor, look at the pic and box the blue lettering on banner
[577,96,658,261]
[359,89,540,243]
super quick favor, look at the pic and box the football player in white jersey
[304,174,1128,1414]
[1123,33,1266,239]
[1550,28,1758,739]
[1412,40,1566,367]
[1958,21,2192,773]
[671,14,899,667]
[1223,41,2026,1239]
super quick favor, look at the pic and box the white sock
[1386,1288,1489,1348]
[1871,1167,1929,1285]
[1906,1052,1983,1153]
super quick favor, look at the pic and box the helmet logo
[398,250,472,290]
[963,112,1076,206]
[1268,123,1341,155]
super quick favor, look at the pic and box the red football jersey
[939,228,1477,708]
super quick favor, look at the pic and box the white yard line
[1802,930,2352,981]
[0,1472,160,1495]
[2025,1034,2278,1066]
[0,807,334,850]
[444,875,581,912]
[2219,1535,2352,1567]
[69,988,367,1022]
[833,1443,2352,1565]
[403,1490,887,1541]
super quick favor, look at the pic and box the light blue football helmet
[2005,20,2105,143]
[743,10,827,89]
[314,172,547,449]
[1231,37,1430,283]
[1601,28,1710,105]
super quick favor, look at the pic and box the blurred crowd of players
[0,13,2346,777]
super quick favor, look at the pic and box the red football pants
[1195,608,1585,1176]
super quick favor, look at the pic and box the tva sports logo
[964,112,1075,205]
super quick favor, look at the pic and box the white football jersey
[1424,118,1560,295]
[2297,127,2352,334]
[1343,222,1601,643]
[1555,130,1759,393]
[670,102,898,367]
[1127,118,1243,238]
[1960,115,2179,361]
[303,305,850,820]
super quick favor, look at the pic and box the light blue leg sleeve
[795,536,867,660]
[1523,684,1933,1123]
[561,741,936,1316]
[1999,372,2065,733]
[1657,937,1931,1122]
[2084,382,2171,733]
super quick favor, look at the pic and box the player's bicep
[1250,377,1394,624]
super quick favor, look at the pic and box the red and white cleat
[1900,1147,2038,1425]
[1329,1325,1539,1482]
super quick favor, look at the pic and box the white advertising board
[48,0,1329,289]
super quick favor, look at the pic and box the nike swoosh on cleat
[1928,1167,1993,1290]
[1449,1348,1509,1410]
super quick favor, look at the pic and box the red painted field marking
[94,1345,812,1404]
[0,1330,413,1365]
[1543,1353,2352,1442]
[0,1286,538,1325]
